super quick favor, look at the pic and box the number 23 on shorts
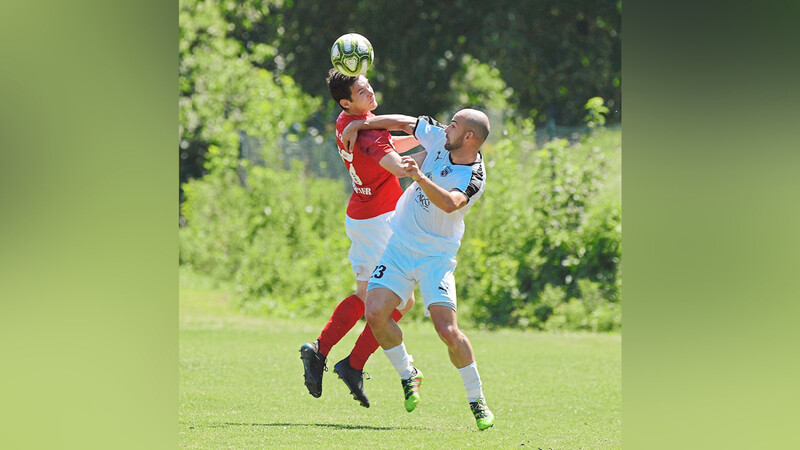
[371,265,386,279]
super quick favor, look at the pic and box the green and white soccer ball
[330,33,374,77]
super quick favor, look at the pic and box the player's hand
[342,122,359,153]
[401,156,422,181]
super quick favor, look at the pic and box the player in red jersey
[299,69,419,408]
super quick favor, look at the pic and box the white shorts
[367,239,457,316]
[345,211,394,281]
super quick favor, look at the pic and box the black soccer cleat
[299,340,327,398]
[333,356,370,408]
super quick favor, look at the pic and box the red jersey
[335,111,403,220]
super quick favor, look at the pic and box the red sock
[317,294,364,357]
[349,308,404,370]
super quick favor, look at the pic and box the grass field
[179,270,621,448]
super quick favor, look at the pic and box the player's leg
[428,305,494,430]
[429,305,475,367]
[364,287,403,351]
[420,259,474,366]
[365,286,423,412]
[346,212,414,371]
[349,291,414,370]
[422,259,494,430]
[315,293,365,357]
[316,214,383,358]
[365,244,423,412]
[334,282,415,408]
[333,213,409,407]
[299,291,363,398]
[299,216,372,398]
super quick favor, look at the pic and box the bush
[458,120,621,331]
[179,107,621,330]
[180,146,353,318]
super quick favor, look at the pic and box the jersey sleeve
[451,162,485,203]
[413,115,447,151]
[358,129,396,163]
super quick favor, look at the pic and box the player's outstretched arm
[401,156,467,213]
[343,114,418,152]
[392,135,421,154]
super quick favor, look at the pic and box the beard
[444,135,463,151]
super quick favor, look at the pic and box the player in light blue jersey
[341,109,494,430]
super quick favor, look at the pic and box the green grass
[180,269,621,448]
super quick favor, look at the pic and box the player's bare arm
[408,149,427,167]
[378,151,410,178]
[342,114,418,152]
[400,156,468,213]
[378,147,427,178]
[392,135,421,154]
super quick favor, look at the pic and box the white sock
[458,361,484,403]
[383,342,415,379]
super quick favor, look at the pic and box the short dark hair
[326,68,357,110]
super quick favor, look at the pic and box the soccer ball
[330,33,374,77]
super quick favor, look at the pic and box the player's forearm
[378,152,410,178]
[361,114,417,135]
[392,135,421,154]
[342,115,417,152]
[413,174,466,213]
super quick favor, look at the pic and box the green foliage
[230,0,620,126]
[449,54,514,113]
[458,125,621,330]
[180,126,621,330]
[179,144,250,279]
[584,96,610,128]
[179,0,320,188]
[180,145,353,318]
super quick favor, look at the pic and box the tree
[179,0,320,197]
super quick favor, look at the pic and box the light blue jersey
[389,116,486,258]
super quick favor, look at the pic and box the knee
[365,307,380,327]
[365,300,387,328]
[435,324,461,348]
[365,288,401,327]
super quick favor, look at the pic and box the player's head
[444,108,490,151]
[326,68,377,114]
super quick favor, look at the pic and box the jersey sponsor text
[353,185,373,195]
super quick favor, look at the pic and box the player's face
[346,76,377,114]
[444,115,467,151]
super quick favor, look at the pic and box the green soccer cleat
[469,398,494,430]
[401,367,423,412]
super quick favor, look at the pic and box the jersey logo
[437,285,449,294]
[434,151,443,161]
[414,186,431,212]
[440,166,452,177]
